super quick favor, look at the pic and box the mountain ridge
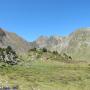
[0,27,90,61]
[31,28,90,61]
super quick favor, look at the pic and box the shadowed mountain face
[31,28,90,61]
[0,28,30,53]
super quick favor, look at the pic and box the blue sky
[0,0,90,41]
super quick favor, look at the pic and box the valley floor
[0,60,90,90]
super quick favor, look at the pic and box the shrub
[63,53,72,61]
[53,51,58,54]
[0,46,19,65]
[29,47,37,51]
[42,48,47,52]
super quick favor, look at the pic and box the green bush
[29,47,37,51]
[42,48,47,52]
[53,51,58,54]
[0,46,19,66]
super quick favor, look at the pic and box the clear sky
[0,0,90,41]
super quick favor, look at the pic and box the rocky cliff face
[0,28,30,53]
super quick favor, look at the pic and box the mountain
[64,28,90,61]
[31,28,90,61]
[0,28,30,53]
[31,36,66,51]
[0,27,90,61]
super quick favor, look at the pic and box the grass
[0,59,90,90]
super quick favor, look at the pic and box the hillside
[31,28,90,61]
[0,49,90,90]
[0,28,30,53]
[0,27,90,61]
[64,28,90,61]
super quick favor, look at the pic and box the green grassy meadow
[0,59,90,90]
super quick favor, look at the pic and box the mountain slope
[1,27,90,60]
[64,28,90,61]
[31,28,90,61]
[0,28,30,53]
[31,36,66,52]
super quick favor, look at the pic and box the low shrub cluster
[0,46,19,65]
